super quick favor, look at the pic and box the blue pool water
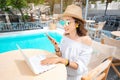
[0,31,63,54]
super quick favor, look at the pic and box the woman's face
[62,16,76,34]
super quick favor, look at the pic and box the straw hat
[62,4,85,23]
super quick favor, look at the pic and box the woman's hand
[41,57,67,65]
[46,34,61,56]
[41,57,60,65]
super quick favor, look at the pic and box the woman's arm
[67,61,78,70]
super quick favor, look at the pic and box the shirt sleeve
[73,47,93,75]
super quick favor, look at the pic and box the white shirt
[60,36,92,80]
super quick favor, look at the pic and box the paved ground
[107,66,120,80]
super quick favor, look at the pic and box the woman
[41,4,93,80]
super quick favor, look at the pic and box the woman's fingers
[47,35,58,45]
[50,39,58,46]
[41,59,49,65]
[52,40,58,45]
[41,57,59,65]
[46,34,59,48]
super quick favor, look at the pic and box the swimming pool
[0,29,63,54]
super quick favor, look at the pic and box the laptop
[16,44,56,74]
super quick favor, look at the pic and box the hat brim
[62,13,86,24]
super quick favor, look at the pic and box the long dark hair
[73,17,87,36]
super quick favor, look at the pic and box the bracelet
[66,59,69,66]
[55,48,60,52]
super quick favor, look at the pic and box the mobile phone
[45,33,53,41]
[45,33,57,45]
